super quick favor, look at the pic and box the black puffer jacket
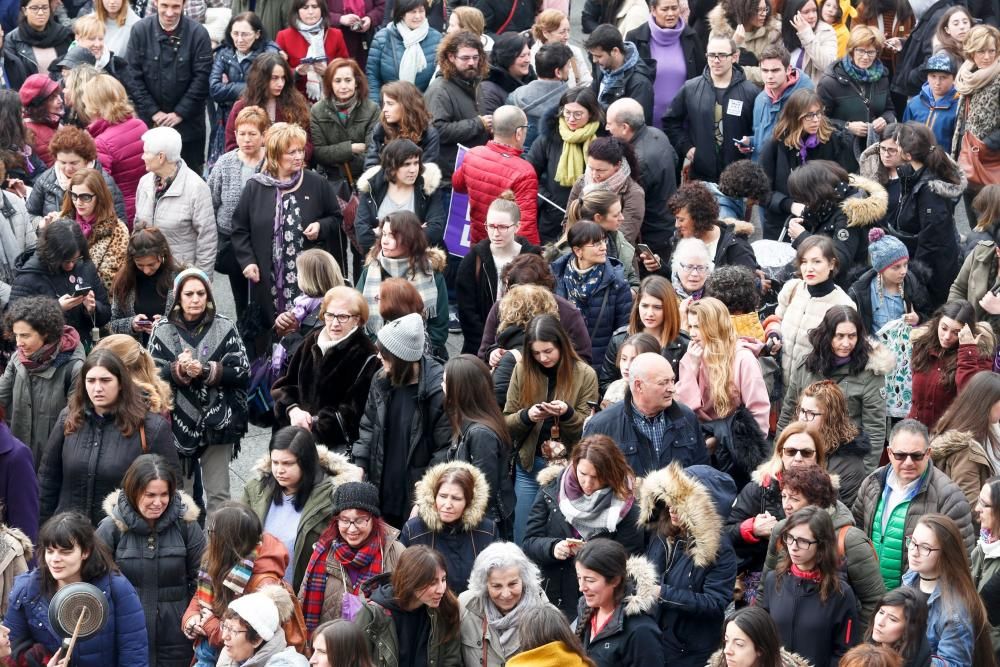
[96,490,206,667]
[590,43,656,125]
[447,420,515,530]
[38,410,178,525]
[725,459,784,573]
[600,328,689,395]
[424,76,491,181]
[711,222,758,270]
[827,431,872,508]
[817,59,896,169]
[525,127,582,243]
[522,464,645,618]
[623,124,678,248]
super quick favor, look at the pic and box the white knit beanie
[228,592,280,641]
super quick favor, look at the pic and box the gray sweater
[207,149,261,235]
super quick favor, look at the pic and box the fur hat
[868,228,908,273]
[376,312,424,362]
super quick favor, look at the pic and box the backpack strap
[836,524,850,561]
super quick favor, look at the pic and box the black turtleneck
[806,278,837,298]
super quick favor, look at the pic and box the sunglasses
[782,447,815,459]
[69,192,95,203]
[887,449,926,462]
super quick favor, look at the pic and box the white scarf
[395,20,429,85]
[95,48,111,70]
[295,18,326,101]
[55,159,97,190]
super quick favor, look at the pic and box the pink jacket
[676,341,770,433]
[88,116,149,226]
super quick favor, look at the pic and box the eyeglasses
[756,4,769,14]
[706,52,733,61]
[455,55,480,63]
[563,109,587,120]
[782,533,817,549]
[854,48,879,58]
[580,238,608,249]
[679,262,709,274]
[782,446,816,459]
[25,4,49,12]
[220,624,248,636]
[323,312,357,323]
[797,407,823,422]
[486,223,516,232]
[230,30,256,38]
[887,449,927,462]
[70,192,95,203]
[337,515,372,530]
[878,145,899,155]
[905,536,940,557]
[799,111,823,121]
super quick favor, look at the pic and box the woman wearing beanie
[849,228,933,334]
[19,74,62,168]
[148,268,250,513]
[351,312,450,529]
[400,461,498,595]
[217,586,309,667]
[299,481,406,632]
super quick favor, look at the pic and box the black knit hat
[331,481,381,517]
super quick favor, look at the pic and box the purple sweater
[0,423,38,545]
[649,15,689,128]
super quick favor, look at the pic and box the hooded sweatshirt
[751,67,814,159]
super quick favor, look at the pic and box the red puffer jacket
[452,140,540,244]
[89,116,149,226]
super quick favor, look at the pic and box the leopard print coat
[956,74,1000,150]
[88,216,130,292]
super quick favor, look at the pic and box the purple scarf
[799,133,820,164]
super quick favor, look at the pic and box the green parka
[354,582,462,667]
[310,96,380,182]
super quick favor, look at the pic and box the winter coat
[274,27,349,99]
[524,127,576,243]
[109,268,178,336]
[126,15,213,149]
[354,582,462,667]
[216,628,308,667]
[457,590,551,667]
[725,461,785,572]
[477,65,533,118]
[25,120,56,170]
[768,278,857,382]
[365,23,442,102]
[849,262,934,333]
[506,641,593,667]
[0,426,36,550]
[0,525,30,616]
[903,82,961,154]
[3,21,71,74]
[705,649,811,667]
[4,570,147,667]
[582,0,648,35]
[272,326,379,449]
[599,326,688,392]
[88,116,148,224]
[209,40,280,122]
[9,251,112,339]
[133,160,217,275]
[851,461,975,583]
[400,461,498,595]
[792,20,839,82]
[550,230,639,290]
[575,556,664,667]
[311,95,380,182]
[583,393,708,477]
[25,162,127,226]
[522,464,644,617]
[565,174,645,247]
[551,254,632,369]
[750,68,814,160]
[778,342,895,463]
[676,340,771,434]
[951,242,1000,334]
[663,65,760,182]
[455,237,542,354]
[351,354,452,509]
[760,568,860,666]
[223,99,314,163]
[972,537,1000,656]
[0,340,83,468]
[817,58,896,134]
[591,42,656,125]
[892,0,951,99]
[447,420,514,528]
[478,294,593,364]
[424,75,491,181]
[327,0,384,64]
[506,77,568,152]
[242,446,360,591]
[627,20,705,87]
[825,433,872,508]
[0,51,28,90]
[82,215,130,291]
[39,409,177,525]
[637,464,738,667]
[762,500,886,624]
[889,162,967,307]
[931,430,997,515]
[618,124,678,246]
[953,67,1000,154]
[504,357,598,469]
[95,490,205,667]
[229,0,292,48]
[901,569,977,666]
[710,221,758,270]
[354,163,445,254]
[705,3,782,84]
[453,140,540,245]
[363,123,441,171]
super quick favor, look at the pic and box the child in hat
[902,52,961,153]
[847,228,933,333]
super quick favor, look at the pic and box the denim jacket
[901,570,975,666]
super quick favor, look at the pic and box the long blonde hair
[688,297,738,417]
[95,334,174,412]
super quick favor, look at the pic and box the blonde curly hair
[498,284,558,332]
[95,334,174,413]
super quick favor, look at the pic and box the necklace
[919,575,938,581]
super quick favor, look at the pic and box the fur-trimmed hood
[365,245,449,273]
[249,445,362,493]
[637,463,723,567]
[842,175,888,228]
[536,462,566,488]
[866,341,897,375]
[356,162,443,197]
[731,220,755,237]
[706,648,812,667]
[931,429,989,463]
[0,525,33,561]
[620,555,659,616]
[858,141,969,199]
[707,3,781,49]
[414,460,490,532]
[102,489,201,533]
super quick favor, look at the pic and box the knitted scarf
[555,118,599,187]
[840,54,885,82]
[251,169,303,314]
[790,563,822,581]
[597,41,640,106]
[195,545,258,612]
[562,259,604,310]
[76,212,95,239]
[333,531,384,590]
[333,94,357,124]
[17,16,71,48]
[583,158,631,195]
[362,253,437,333]
[672,272,704,300]
[557,465,632,539]
[19,325,80,373]
[395,19,429,85]
[484,592,545,658]
[295,18,326,101]
[955,57,1000,96]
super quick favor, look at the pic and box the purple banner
[444,146,471,258]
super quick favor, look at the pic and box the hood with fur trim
[621,555,660,617]
[859,142,969,200]
[842,175,888,228]
[102,489,201,532]
[414,460,490,532]
[867,341,897,375]
[931,429,989,463]
[536,462,567,488]
[249,445,362,494]
[638,463,723,567]
[0,525,33,562]
[706,648,812,667]
[356,162,443,197]
[255,584,297,624]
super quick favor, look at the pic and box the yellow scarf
[555,118,600,187]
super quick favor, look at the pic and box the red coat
[452,140,539,244]
[25,119,59,168]
[224,98,314,164]
[88,116,149,225]
[907,342,992,428]
[275,27,349,98]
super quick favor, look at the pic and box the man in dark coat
[584,352,708,476]
[585,24,655,125]
[126,0,212,174]
[663,34,760,183]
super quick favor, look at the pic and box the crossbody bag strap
[140,423,148,453]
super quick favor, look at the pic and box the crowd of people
[0,0,999,664]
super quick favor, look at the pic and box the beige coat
[773,278,857,383]
[931,429,998,515]
[796,21,839,82]
[0,525,31,616]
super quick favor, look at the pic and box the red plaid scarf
[300,521,385,631]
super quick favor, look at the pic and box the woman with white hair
[458,541,552,667]
[671,236,714,326]
[133,127,217,275]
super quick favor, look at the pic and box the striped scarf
[195,546,258,612]
[362,253,438,335]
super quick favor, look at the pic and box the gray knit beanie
[376,312,425,362]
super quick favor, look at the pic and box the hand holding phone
[73,285,92,296]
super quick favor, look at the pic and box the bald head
[629,353,675,415]
[606,98,645,141]
[493,105,528,145]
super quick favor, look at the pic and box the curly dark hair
[804,306,872,376]
[718,158,771,203]
[37,218,89,274]
[781,465,837,509]
[4,295,65,343]
[668,181,720,235]
[501,253,556,291]
[704,265,761,315]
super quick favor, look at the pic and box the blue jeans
[513,455,547,545]
[193,638,219,667]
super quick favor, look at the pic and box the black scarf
[17,16,71,48]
